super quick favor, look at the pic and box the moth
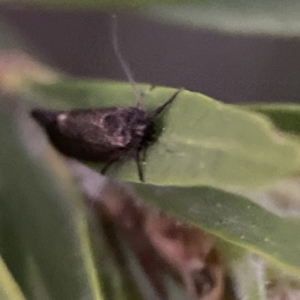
[31,16,182,182]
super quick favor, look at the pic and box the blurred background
[2,5,300,104]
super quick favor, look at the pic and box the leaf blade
[29,79,300,188]
[141,1,300,37]
[133,183,300,278]
[0,256,26,300]
[0,101,103,300]
[246,103,300,136]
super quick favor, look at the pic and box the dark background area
[2,7,300,103]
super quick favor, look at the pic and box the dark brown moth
[31,16,182,182]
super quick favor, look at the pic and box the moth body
[31,106,155,161]
[31,88,181,182]
[31,16,182,181]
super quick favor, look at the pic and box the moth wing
[57,107,133,153]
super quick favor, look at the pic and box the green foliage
[142,0,300,36]
[2,75,300,299]
[134,183,300,278]
[0,105,102,300]
[30,80,300,188]
[0,0,196,9]
[28,78,300,285]
[247,103,300,136]
[0,256,25,300]
[2,2,300,299]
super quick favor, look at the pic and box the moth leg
[101,159,117,175]
[150,88,184,118]
[101,146,132,176]
[135,150,144,182]
[101,148,145,182]
[149,84,156,91]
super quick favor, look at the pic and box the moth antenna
[150,88,183,118]
[112,15,143,108]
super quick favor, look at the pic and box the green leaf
[246,103,300,136]
[133,183,300,278]
[141,0,300,37]
[0,256,26,300]
[234,177,300,217]
[29,79,300,189]
[0,102,102,300]
[218,242,267,300]
[0,0,195,9]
